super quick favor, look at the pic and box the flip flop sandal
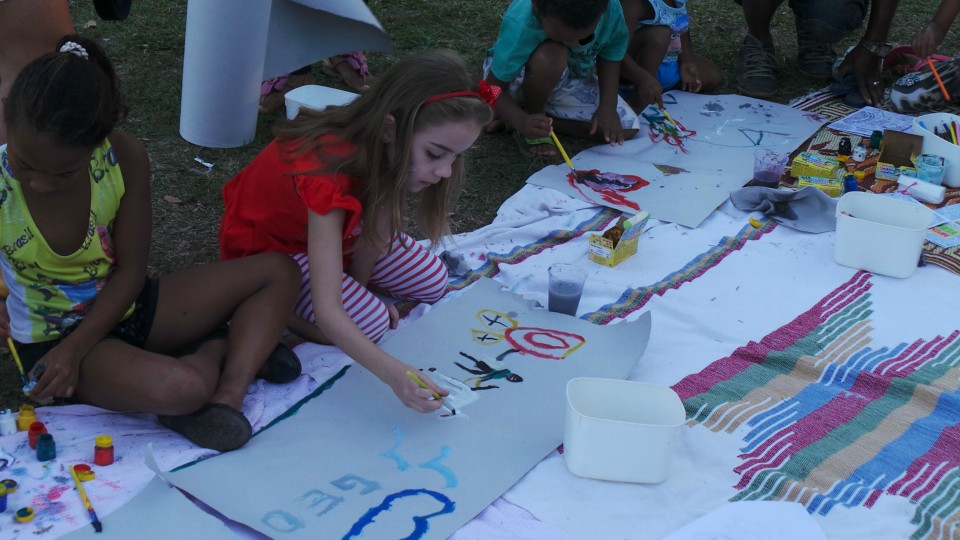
[158,403,252,452]
[257,343,302,384]
[513,131,557,158]
[322,53,373,92]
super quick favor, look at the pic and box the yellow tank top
[0,138,134,343]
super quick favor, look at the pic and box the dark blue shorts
[13,278,160,374]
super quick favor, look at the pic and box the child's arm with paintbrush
[305,209,448,413]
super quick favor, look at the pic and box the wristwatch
[859,40,892,58]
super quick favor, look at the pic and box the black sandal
[257,343,302,384]
[158,403,252,452]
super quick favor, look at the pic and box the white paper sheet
[163,279,651,539]
[526,92,824,228]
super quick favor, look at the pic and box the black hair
[4,35,127,147]
[534,0,608,30]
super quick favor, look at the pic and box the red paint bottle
[27,422,46,449]
[94,435,114,466]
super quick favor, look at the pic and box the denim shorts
[13,278,160,374]
[734,0,868,43]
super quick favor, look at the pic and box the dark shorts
[734,0,868,43]
[13,278,160,374]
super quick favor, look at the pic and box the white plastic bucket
[911,112,960,188]
[564,378,685,484]
[834,192,933,278]
[284,85,358,120]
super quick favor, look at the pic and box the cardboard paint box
[589,211,649,267]
[875,130,922,181]
[796,174,844,197]
[791,151,840,178]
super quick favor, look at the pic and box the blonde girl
[220,50,496,412]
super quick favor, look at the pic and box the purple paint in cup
[753,149,789,188]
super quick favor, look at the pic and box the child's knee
[636,25,672,51]
[528,41,569,75]
[257,253,301,296]
[360,300,392,343]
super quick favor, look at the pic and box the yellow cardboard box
[876,130,921,181]
[589,211,649,267]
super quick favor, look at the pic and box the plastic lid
[95,435,113,447]
[854,171,866,180]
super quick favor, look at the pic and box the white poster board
[527,92,825,228]
[164,278,651,539]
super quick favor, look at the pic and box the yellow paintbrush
[549,130,575,171]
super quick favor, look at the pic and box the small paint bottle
[16,404,35,431]
[869,130,883,149]
[36,433,56,462]
[0,409,16,436]
[843,174,859,194]
[838,137,852,156]
[15,507,34,523]
[0,483,7,513]
[852,143,868,162]
[94,435,114,466]
[28,422,47,449]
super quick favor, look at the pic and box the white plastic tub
[564,378,685,484]
[284,85,358,120]
[834,192,933,278]
[911,112,960,188]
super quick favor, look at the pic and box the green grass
[0,0,948,408]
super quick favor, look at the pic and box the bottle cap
[95,435,113,448]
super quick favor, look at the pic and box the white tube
[179,0,272,148]
[897,175,946,204]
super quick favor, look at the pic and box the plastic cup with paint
[548,263,587,316]
[752,149,789,188]
[916,154,946,185]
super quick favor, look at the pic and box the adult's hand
[836,44,884,106]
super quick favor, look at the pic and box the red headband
[423,80,501,108]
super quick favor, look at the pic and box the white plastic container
[284,85,358,120]
[911,112,960,188]
[834,192,933,278]
[564,378,685,484]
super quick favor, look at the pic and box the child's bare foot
[322,52,374,92]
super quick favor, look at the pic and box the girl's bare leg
[73,338,225,415]
[145,253,300,411]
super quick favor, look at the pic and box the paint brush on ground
[927,57,952,102]
[70,464,103,533]
[405,370,456,415]
[6,337,28,386]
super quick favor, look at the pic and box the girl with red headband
[219,50,495,412]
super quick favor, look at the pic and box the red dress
[219,139,363,265]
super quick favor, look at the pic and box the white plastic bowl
[564,378,685,484]
[834,192,933,278]
[284,85,358,120]
[911,112,960,188]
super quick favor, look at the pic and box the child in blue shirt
[619,0,722,112]
[484,0,640,159]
